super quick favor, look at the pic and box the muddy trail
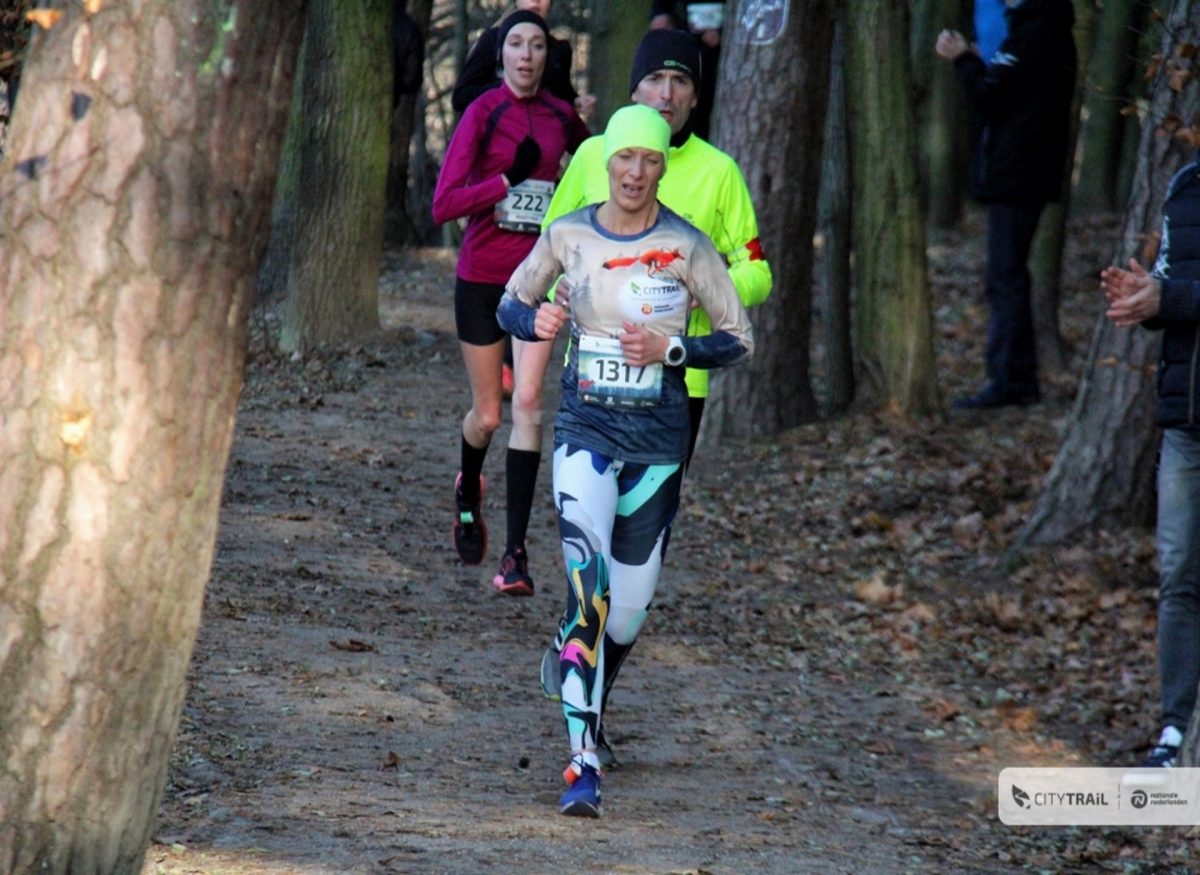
[142,236,1191,874]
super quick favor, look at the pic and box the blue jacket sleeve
[681,331,748,369]
[497,296,541,342]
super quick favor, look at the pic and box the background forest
[1,0,1200,873]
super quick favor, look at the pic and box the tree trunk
[910,0,969,230]
[1029,0,1096,376]
[1074,0,1141,213]
[700,0,833,442]
[385,1,422,246]
[843,1,941,418]
[1012,0,1200,551]
[279,0,390,353]
[257,23,308,305]
[0,2,303,872]
[405,0,438,246]
[588,0,646,129]
[818,13,853,415]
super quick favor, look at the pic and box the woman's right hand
[505,136,542,187]
[534,302,567,341]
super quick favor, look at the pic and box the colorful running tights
[552,443,682,771]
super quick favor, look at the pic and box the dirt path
[141,247,1142,875]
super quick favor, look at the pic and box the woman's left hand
[620,322,669,366]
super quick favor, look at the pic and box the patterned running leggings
[552,443,683,773]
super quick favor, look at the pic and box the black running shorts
[454,277,507,346]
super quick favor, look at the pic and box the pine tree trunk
[279,0,390,353]
[700,0,833,442]
[588,0,645,128]
[818,14,853,415]
[1012,0,1200,551]
[843,1,941,418]
[0,3,303,872]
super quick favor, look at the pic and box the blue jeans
[1158,427,1200,730]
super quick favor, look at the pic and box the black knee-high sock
[460,435,489,504]
[600,637,634,716]
[505,448,541,551]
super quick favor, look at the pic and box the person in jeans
[1102,151,1200,767]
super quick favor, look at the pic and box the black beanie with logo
[628,29,701,94]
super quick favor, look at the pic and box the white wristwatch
[665,336,687,367]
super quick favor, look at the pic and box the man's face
[632,69,697,135]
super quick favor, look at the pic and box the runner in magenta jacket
[432,10,589,590]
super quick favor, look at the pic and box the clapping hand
[1102,258,1162,327]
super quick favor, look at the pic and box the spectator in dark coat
[936,0,1076,409]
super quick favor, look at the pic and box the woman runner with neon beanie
[497,104,754,816]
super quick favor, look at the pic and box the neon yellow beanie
[603,104,671,167]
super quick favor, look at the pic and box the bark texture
[910,0,969,230]
[844,0,941,418]
[279,0,390,353]
[818,14,853,415]
[588,0,645,128]
[700,0,833,442]
[1014,0,1199,549]
[0,2,304,872]
[1074,0,1142,213]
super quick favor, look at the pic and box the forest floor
[140,214,1196,875]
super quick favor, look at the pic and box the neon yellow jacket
[543,133,772,397]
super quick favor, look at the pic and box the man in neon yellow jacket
[534,28,771,768]
[542,27,772,464]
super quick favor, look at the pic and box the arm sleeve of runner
[432,105,510,225]
[717,163,773,309]
[681,235,754,368]
[498,229,563,340]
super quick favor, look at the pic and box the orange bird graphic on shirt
[602,247,684,276]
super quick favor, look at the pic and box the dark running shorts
[454,277,507,346]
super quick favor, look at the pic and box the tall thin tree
[818,12,853,415]
[279,0,392,353]
[844,0,942,418]
[0,2,304,872]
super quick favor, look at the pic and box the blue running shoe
[558,765,602,818]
